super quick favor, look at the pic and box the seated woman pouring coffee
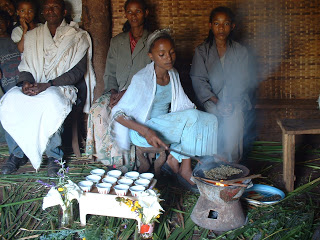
[111,30,218,193]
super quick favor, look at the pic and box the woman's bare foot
[179,158,195,185]
[178,169,195,185]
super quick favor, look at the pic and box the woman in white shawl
[112,30,218,192]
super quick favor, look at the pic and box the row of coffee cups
[78,169,154,197]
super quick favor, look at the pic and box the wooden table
[79,192,142,229]
[79,178,157,230]
[277,119,320,192]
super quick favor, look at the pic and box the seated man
[0,0,96,177]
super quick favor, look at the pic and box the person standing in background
[190,6,252,163]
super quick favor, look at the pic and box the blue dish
[243,184,285,205]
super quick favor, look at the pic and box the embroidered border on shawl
[109,110,133,147]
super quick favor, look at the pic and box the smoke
[211,0,287,162]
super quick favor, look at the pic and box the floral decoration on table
[116,189,164,238]
[37,159,82,227]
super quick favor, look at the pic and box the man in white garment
[0,0,95,176]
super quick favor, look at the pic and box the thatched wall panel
[110,0,320,100]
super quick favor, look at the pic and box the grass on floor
[1,142,320,239]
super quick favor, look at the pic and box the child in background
[0,10,20,143]
[0,0,16,22]
[0,10,21,94]
[0,0,16,33]
[11,0,39,52]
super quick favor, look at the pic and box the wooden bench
[277,119,320,192]
[255,99,320,141]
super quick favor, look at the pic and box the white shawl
[19,20,96,113]
[111,62,195,150]
[0,86,77,170]
[0,21,95,170]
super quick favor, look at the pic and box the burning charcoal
[204,165,243,180]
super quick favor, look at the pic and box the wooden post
[282,133,295,192]
[278,119,320,192]
[82,0,111,101]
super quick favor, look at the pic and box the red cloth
[129,31,138,53]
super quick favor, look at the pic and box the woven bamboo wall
[110,0,320,100]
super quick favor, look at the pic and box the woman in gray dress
[190,6,252,163]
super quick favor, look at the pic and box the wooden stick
[194,177,248,187]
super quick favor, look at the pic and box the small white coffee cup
[124,171,140,180]
[134,178,150,187]
[114,184,129,196]
[129,185,145,197]
[86,174,101,183]
[107,170,122,179]
[90,168,106,176]
[78,180,93,192]
[117,178,133,186]
[139,172,154,181]
[96,182,112,194]
[103,176,118,184]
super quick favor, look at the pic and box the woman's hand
[116,115,168,150]
[109,89,126,108]
[209,96,219,104]
[143,128,168,149]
